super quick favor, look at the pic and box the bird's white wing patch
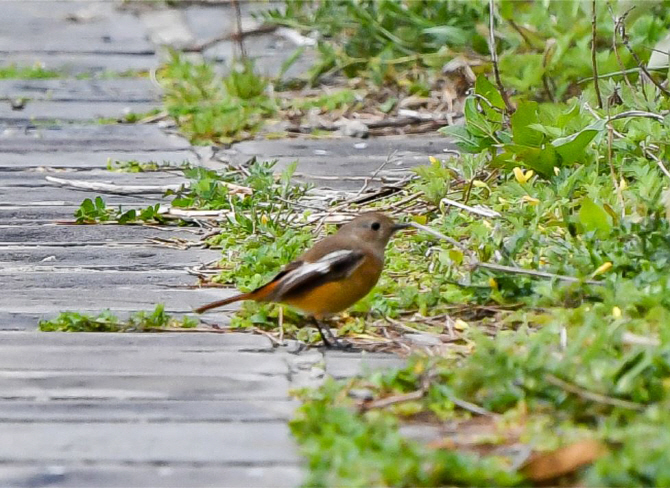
[279,250,358,289]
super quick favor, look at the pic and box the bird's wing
[266,249,366,301]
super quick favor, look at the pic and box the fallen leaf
[521,439,607,482]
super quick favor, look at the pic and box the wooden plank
[0,372,291,401]
[0,465,303,488]
[0,125,189,152]
[0,347,290,375]
[0,331,271,349]
[0,422,299,464]
[0,79,160,102]
[0,2,154,54]
[0,398,296,422]
[0,244,218,269]
[0,150,196,170]
[0,224,200,245]
[0,287,233,313]
[0,101,161,123]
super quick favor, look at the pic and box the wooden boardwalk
[0,2,454,486]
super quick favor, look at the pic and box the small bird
[195,212,408,346]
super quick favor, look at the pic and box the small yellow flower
[454,319,469,331]
[521,195,540,205]
[619,178,627,190]
[592,261,613,276]
[498,197,508,204]
[473,180,489,189]
[261,214,269,225]
[488,277,498,290]
[554,166,561,176]
[429,156,439,165]
[612,306,622,319]
[513,167,534,184]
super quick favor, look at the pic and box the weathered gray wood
[0,346,290,375]
[0,399,296,422]
[0,125,189,152]
[0,150,196,170]
[0,270,196,290]
[0,101,161,122]
[0,205,101,223]
[0,287,232,314]
[0,331,272,349]
[217,134,456,189]
[0,465,303,488]
[0,169,187,187]
[0,79,160,102]
[0,422,299,463]
[325,352,406,379]
[226,133,454,161]
[0,186,170,204]
[0,2,154,54]
[0,53,158,77]
[0,372,291,401]
[0,244,218,269]
[0,224,199,244]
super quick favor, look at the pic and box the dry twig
[591,0,604,109]
[545,374,645,411]
[488,0,514,114]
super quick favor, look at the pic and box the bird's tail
[194,292,253,314]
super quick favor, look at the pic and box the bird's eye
[371,222,381,231]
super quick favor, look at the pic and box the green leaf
[511,101,544,147]
[578,197,612,237]
[439,125,490,153]
[552,119,606,164]
[475,75,505,110]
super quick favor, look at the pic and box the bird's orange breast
[281,256,382,318]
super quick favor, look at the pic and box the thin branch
[183,25,276,53]
[409,222,604,285]
[45,176,252,196]
[408,222,471,253]
[474,262,603,286]
[361,389,425,410]
[488,0,514,114]
[231,0,246,59]
[450,396,495,417]
[440,197,501,219]
[606,110,625,217]
[542,39,556,102]
[617,13,670,96]
[641,144,670,179]
[591,0,604,109]
[607,4,637,97]
[545,374,645,411]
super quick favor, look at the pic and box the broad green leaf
[511,101,544,147]
[578,197,612,238]
[502,143,558,177]
[463,97,491,138]
[552,119,606,164]
[439,125,490,153]
[475,75,505,110]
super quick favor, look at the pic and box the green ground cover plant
[0,64,61,79]
[39,304,198,332]
[58,0,670,483]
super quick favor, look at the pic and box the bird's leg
[311,317,334,348]
[311,317,355,351]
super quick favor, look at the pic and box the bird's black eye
[371,222,381,231]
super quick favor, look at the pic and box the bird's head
[339,212,409,248]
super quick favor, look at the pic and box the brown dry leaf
[521,439,608,482]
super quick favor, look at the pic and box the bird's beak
[392,222,411,233]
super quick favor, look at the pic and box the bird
[195,212,408,347]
